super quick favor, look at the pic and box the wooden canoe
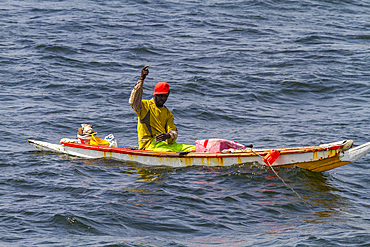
[28,139,370,172]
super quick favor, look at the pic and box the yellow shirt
[134,98,177,150]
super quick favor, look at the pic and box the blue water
[1,0,369,246]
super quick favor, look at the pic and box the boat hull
[28,139,370,172]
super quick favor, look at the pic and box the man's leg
[146,140,195,152]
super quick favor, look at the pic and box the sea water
[0,0,369,246]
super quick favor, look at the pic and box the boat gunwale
[61,142,345,158]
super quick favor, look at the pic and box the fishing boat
[28,138,370,172]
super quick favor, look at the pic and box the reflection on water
[121,166,174,183]
[72,158,353,228]
[273,167,352,221]
[75,158,174,183]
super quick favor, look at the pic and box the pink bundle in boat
[195,139,245,153]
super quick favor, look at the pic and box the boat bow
[340,142,370,163]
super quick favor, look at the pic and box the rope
[249,148,315,213]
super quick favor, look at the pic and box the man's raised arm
[129,65,149,112]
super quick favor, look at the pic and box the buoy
[263,150,280,166]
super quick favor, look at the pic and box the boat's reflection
[256,166,351,220]
[74,158,174,183]
[74,158,351,219]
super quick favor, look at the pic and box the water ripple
[1,0,369,246]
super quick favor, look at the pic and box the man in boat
[129,65,196,152]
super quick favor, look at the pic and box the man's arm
[155,111,178,143]
[167,129,178,144]
[155,129,178,143]
[129,65,149,112]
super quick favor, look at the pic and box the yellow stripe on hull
[279,156,352,172]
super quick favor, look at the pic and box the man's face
[154,93,169,107]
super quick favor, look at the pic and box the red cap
[154,82,170,95]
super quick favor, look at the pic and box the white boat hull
[28,139,370,172]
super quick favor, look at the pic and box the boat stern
[28,139,66,154]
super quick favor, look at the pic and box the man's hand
[155,133,171,142]
[140,65,149,80]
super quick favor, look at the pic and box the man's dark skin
[139,65,171,143]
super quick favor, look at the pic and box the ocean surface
[1,0,369,246]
